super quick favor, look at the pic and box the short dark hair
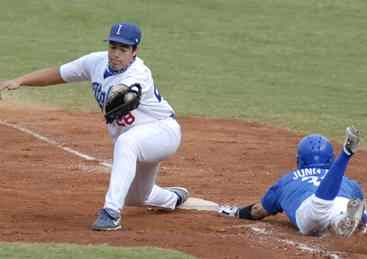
[109,41,138,51]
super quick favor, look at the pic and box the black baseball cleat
[165,187,190,208]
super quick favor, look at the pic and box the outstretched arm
[218,202,271,220]
[237,203,270,220]
[0,66,65,91]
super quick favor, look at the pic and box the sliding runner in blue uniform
[219,127,365,237]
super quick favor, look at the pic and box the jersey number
[301,175,325,187]
[116,112,135,127]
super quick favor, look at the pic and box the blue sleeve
[350,179,364,199]
[261,180,283,215]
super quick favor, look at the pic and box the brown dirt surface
[1,102,367,259]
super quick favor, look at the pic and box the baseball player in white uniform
[0,22,189,231]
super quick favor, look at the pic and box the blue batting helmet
[297,134,334,169]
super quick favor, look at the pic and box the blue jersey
[261,168,364,226]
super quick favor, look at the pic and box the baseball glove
[104,83,142,124]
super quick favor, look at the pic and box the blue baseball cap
[106,22,142,46]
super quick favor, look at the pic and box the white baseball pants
[295,194,350,235]
[104,117,182,213]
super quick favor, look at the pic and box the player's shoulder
[275,169,300,185]
[131,57,149,70]
[280,169,297,180]
[126,57,152,78]
[73,51,108,70]
[82,51,108,61]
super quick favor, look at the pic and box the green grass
[1,0,367,139]
[0,0,366,256]
[0,243,196,259]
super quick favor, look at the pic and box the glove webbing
[105,84,142,124]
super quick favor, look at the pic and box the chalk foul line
[247,224,342,259]
[0,119,112,169]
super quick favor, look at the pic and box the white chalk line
[247,224,342,259]
[0,119,112,169]
[0,119,344,258]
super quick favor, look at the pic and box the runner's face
[108,42,137,70]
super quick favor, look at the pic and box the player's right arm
[219,195,278,220]
[0,67,65,91]
[0,52,99,92]
[238,202,271,220]
[218,202,270,220]
[219,179,283,219]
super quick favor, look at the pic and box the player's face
[108,42,138,71]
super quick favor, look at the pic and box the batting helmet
[297,134,334,169]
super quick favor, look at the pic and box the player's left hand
[104,83,142,124]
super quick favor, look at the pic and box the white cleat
[332,199,364,238]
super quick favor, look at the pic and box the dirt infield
[1,104,367,259]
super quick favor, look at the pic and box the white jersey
[59,51,175,141]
